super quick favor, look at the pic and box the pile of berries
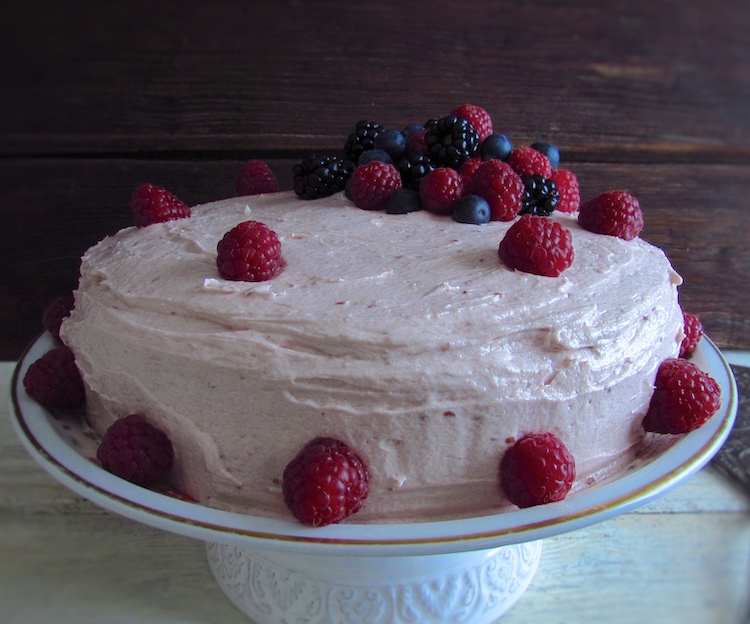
[328,103,582,226]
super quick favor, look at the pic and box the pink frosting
[62,191,684,522]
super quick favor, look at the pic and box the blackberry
[424,115,479,168]
[519,175,559,216]
[397,152,435,190]
[344,120,384,163]
[293,154,354,200]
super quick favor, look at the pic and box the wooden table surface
[2,1,750,622]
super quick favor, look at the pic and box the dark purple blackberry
[397,152,435,190]
[293,154,354,200]
[424,115,479,168]
[344,120,384,163]
[519,175,559,216]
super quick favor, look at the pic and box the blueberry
[386,188,422,214]
[480,133,513,161]
[358,149,393,166]
[452,195,491,224]
[373,129,406,160]
[402,123,425,139]
[530,142,560,168]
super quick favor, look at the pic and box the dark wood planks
[3,0,750,159]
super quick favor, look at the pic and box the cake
[59,187,685,523]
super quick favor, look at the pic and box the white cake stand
[10,332,738,624]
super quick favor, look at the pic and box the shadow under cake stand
[10,332,738,623]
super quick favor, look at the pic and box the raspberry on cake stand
[10,332,738,624]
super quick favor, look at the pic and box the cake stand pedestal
[206,540,542,624]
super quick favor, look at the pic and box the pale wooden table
[3,359,749,624]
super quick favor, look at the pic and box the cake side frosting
[61,190,684,522]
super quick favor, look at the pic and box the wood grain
[3,0,750,157]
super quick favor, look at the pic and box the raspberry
[424,115,480,168]
[404,127,428,156]
[419,167,465,215]
[459,157,484,179]
[282,437,369,526]
[97,414,174,486]
[293,154,353,200]
[578,190,644,240]
[506,146,553,179]
[350,161,403,210]
[42,295,75,339]
[450,103,493,142]
[216,220,283,282]
[499,214,575,277]
[680,312,704,358]
[131,183,190,228]
[23,346,85,409]
[235,160,280,196]
[642,358,721,434]
[549,169,580,213]
[469,160,524,221]
[500,432,576,508]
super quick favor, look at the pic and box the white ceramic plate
[10,332,737,556]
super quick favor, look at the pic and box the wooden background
[2,0,750,360]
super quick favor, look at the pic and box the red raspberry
[405,128,428,156]
[42,295,75,339]
[131,183,191,228]
[500,432,576,508]
[419,167,465,215]
[282,437,369,527]
[450,103,493,142]
[507,146,553,179]
[97,414,174,486]
[642,358,721,434]
[469,160,524,221]
[499,214,575,277]
[680,312,704,358]
[216,220,283,282]
[350,161,403,210]
[459,157,484,179]
[23,346,85,409]
[235,159,280,196]
[549,169,580,213]
[578,190,643,240]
